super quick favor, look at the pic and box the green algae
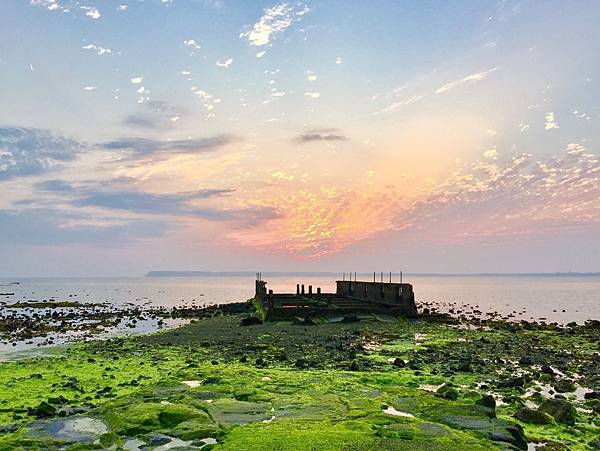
[0,311,598,450]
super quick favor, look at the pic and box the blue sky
[0,0,599,276]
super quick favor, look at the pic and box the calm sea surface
[1,275,599,358]
[2,274,599,322]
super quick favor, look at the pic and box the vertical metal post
[373,272,376,283]
[400,271,403,284]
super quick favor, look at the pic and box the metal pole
[373,272,376,283]
[400,271,403,284]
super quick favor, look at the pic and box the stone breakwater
[0,301,599,450]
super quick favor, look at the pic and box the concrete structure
[253,277,417,321]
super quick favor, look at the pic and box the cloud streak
[294,129,348,143]
[74,189,235,216]
[0,127,82,180]
[122,101,184,130]
[435,67,499,94]
[102,134,236,156]
[0,208,166,246]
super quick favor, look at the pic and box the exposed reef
[0,301,599,450]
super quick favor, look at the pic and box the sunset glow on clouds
[1,1,599,275]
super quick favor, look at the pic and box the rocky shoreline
[0,301,599,450]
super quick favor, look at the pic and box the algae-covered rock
[158,404,209,428]
[30,401,57,418]
[488,425,527,450]
[538,399,576,425]
[435,385,458,401]
[392,358,405,368]
[498,376,526,388]
[514,407,551,425]
[207,399,271,425]
[169,418,219,440]
[104,401,209,435]
[475,394,496,410]
[553,379,575,393]
[457,361,473,372]
[241,316,262,326]
[586,399,600,414]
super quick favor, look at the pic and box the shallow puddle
[27,416,108,444]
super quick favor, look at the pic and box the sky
[1,0,599,276]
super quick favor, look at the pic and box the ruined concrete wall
[336,281,417,316]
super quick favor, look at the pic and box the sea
[1,274,599,358]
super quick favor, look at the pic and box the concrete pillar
[317,287,321,295]
[301,284,305,295]
[296,284,300,295]
[308,285,312,295]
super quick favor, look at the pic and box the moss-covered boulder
[538,399,576,425]
[103,401,210,435]
[514,407,551,425]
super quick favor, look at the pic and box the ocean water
[1,274,599,358]
[1,274,599,323]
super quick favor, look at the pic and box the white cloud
[30,0,65,12]
[304,92,320,99]
[305,71,318,81]
[83,86,97,91]
[435,67,498,94]
[256,50,266,58]
[271,91,286,97]
[82,44,112,56]
[335,57,343,64]
[118,4,128,11]
[216,58,233,69]
[240,2,309,48]
[183,39,201,49]
[545,112,559,130]
[80,6,101,19]
[483,148,498,159]
[130,76,143,84]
